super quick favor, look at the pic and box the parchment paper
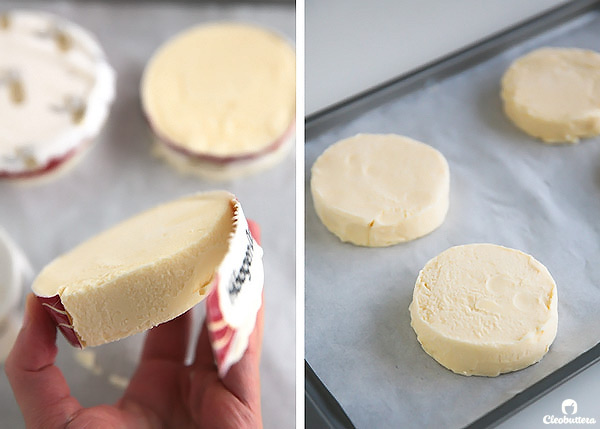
[306,11,600,429]
[0,2,295,428]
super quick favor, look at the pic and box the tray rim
[305,0,600,140]
[304,1,600,428]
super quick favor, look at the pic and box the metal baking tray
[305,1,600,427]
[0,2,295,428]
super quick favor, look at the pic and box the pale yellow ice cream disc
[410,243,558,377]
[141,22,296,159]
[32,191,263,348]
[310,133,450,247]
[501,47,600,143]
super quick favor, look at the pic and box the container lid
[0,227,27,319]
[0,10,115,176]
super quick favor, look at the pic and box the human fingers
[192,320,215,371]
[5,294,81,428]
[219,218,263,402]
[188,305,263,428]
[193,218,262,370]
[121,310,194,424]
[246,219,263,363]
[140,309,193,364]
[247,219,261,245]
[220,292,263,410]
[189,219,263,402]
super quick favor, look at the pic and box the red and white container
[141,22,296,180]
[0,10,115,181]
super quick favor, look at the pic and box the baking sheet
[0,2,295,428]
[305,10,600,429]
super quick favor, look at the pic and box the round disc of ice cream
[32,191,264,352]
[0,10,115,179]
[310,134,450,247]
[141,22,296,179]
[410,244,558,377]
[501,47,600,143]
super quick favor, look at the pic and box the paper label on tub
[206,199,264,377]
[38,295,82,348]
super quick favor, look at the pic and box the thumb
[5,294,82,428]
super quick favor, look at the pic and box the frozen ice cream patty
[410,244,558,377]
[501,47,600,143]
[32,191,264,360]
[0,10,115,179]
[141,22,296,180]
[310,134,449,247]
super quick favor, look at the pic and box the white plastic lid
[0,227,25,319]
[0,314,21,362]
[0,10,116,176]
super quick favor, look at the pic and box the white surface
[0,2,295,428]
[306,0,569,115]
[305,6,600,428]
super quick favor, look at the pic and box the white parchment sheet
[306,11,600,429]
[0,2,295,428]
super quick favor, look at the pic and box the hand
[5,222,263,429]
